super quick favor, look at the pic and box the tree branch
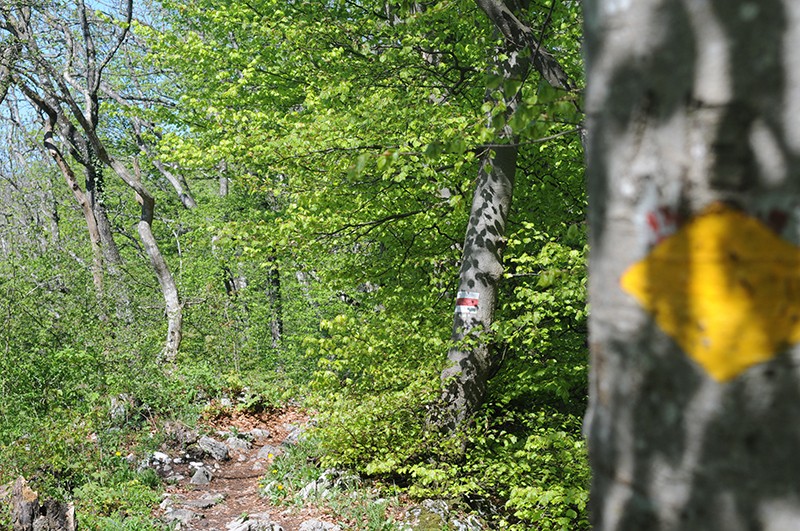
[473,0,573,91]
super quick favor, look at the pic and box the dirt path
[155,407,339,530]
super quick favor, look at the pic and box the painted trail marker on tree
[621,202,800,382]
[455,291,480,315]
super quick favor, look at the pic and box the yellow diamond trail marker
[621,203,800,382]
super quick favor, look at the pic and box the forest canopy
[0,0,588,528]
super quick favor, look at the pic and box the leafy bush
[73,468,162,530]
[303,221,589,529]
[306,307,447,475]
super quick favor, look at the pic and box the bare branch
[95,0,133,84]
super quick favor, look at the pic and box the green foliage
[0,0,588,528]
[465,415,589,530]
[73,466,162,530]
[504,430,589,529]
[306,307,446,475]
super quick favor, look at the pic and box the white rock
[226,512,284,531]
[163,508,203,526]
[199,435,230,461]
[226,436,252,452]
[190,467,213,485]
[257,445,283,460]
[298,519,341,531]
[152,451,170,463]
[249,428,271,439]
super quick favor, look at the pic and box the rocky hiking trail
[148,405,485,531]
[153,406,343,530]
[6,404,486,530]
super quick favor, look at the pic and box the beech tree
[439,0,576,432]
[585,0,800,528]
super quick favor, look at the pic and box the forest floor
[154,405,402,530]
[156,406,331,530]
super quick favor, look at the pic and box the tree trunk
[11,477,76,531]
[138,210,183,362]
[267,258,283,349]
[84,150,133,320]
[43,132,105,301]
[585,1,800,529]
[128,159,182,362]
[84,157,123,267]
[439,143,517,431]
[438,0,576,432]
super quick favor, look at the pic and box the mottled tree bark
[585,0,800,529]
[267,259,283,349]
[438,0,573,432]
[439,141,518,431]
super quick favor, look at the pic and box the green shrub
[73,468,162,530]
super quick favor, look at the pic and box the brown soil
[156,406,334,531]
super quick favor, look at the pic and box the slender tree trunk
[137,203,182,362]
[43,132,105,301]
[267,257,282,349]
[84,152,132,320]
[295,269,323,322]
[129,159,182,361]
[85,159,122,266]
[218,160,230,197]
[585,1,800,529]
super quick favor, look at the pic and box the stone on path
[401,499,485,531]
[281,424,305,445]
[181,492,225,509]
[256,444,283,460]
[198,435,230,460]
[249,428,270,439]
[298,519,342,531]
[190,466,213,485]
[226,436,252,452]
[163,507,203,528]
[226,511,284,531]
